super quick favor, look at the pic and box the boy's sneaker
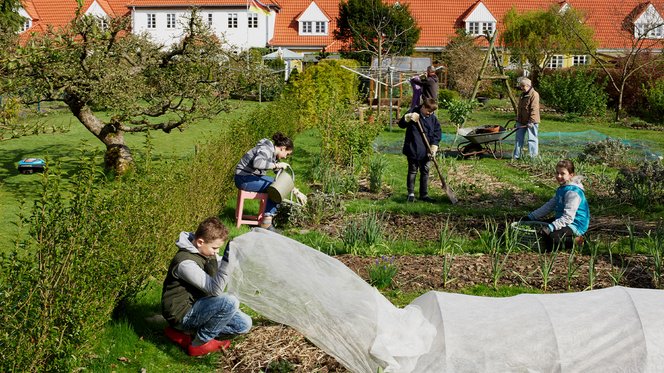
[420,195,435,203]
[406,194,416,202]
[164,326,192,349]
[188,338,231,357]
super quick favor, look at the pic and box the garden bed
[220,250,654,372]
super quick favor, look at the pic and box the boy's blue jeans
[513,122,539,159]
[234,174,278,216]
[181,294,252,343]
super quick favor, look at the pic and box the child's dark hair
[272,132,294,150]
[195,216,228,242]
[556,159,575,174]
[423,97,438,111]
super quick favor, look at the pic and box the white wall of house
[131,7,275,49]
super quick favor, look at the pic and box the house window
[228,13,238,28]
[482,22,494,35]
[547,55,564,69]
[302,21,312,33]
[248,13,258,28]
[166,13,176,29]
[98,17,108,31]
[467,22,480,35]
[467,21,495,36]
[315,21,326,34]
[21,18,31,32]
[572,55,588,66]
[147,13,156,29]
[636,23,664,38]
[207,13,213,27]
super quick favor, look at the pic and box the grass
[0,101,259,248]
[4,99,664,370]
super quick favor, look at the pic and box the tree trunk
[64,97,134,174]
[615,81,626,122]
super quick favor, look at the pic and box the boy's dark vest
[161,250,218,326]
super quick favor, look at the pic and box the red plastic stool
[235,189,268,228]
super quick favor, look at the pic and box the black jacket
[398,106,442,160]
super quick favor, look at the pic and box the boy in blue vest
[524,159,590,250]
[161,217,252,356]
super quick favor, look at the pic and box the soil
[220,165,660,372]
[220,250,656,372]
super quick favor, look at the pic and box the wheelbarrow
[457,119,520,159]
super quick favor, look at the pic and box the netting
[374,129,662,160]
[228,229,664,373]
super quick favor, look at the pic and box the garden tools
[415,119,459,204]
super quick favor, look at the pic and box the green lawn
[3,100,663,371]
[0,101,259,249]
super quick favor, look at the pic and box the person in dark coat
[409,65,439,110]
[398,97,442,202]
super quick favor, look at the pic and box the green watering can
[267,165,295,204]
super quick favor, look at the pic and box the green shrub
[538,68,608,116]
[643,79,664,124]
[614,160,664,208]
[445,98,478,128]
[0,128,242,371]
[438,89,460,109]
[275,191,345,227]
[578,138,630,166]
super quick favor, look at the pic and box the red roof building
[18,0,664,55]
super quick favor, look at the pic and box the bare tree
[2,9,251,173]
[565,3,664,121]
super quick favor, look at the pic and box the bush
[614,160,664,208]
[578,138,630,166]
[643,79,664,124]
[438,89,460,109]
[276,191,345,227]
[0,129,243,371]
[367,256,398,289]
[368,153,388,193]
[538,67,608,116]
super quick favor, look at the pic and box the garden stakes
[415,119,459,204]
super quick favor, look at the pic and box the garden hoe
[415,119,459,204]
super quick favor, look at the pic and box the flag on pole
[248,0,270,15]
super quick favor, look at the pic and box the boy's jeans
[234,174,278,216]
[513,122,539,159]
[181,294,252,343]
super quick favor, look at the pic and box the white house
[127,0,279,49]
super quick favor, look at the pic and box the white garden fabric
[227,229,664,373]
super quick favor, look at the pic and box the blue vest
[555,184,590,235]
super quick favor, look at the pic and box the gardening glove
[430,144,438,158]
[292,187,307,206]
[274,162,289,170]
[404,112,420,123]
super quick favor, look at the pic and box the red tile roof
[19,0,664,52]
[269,0,340,50]
[270,0,664,52]
[125,0,279,7]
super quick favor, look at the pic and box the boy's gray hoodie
[235,138,276,176]
[172,232,229,296]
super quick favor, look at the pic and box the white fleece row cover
[227,229,664,373]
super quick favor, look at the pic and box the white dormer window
[634,4,664,39]
[463,2,497,36]
[297,2,330,36]
[21,18,31,32]
[98,17,108,30]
